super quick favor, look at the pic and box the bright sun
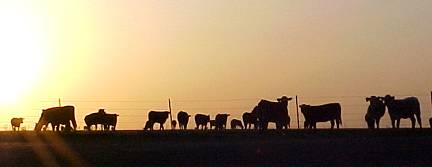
[0,4,44,105]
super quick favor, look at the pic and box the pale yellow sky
[0,1,431,130]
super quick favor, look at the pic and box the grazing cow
[243,110,258,129]
[171,120,177,129]
[300,103,342,129]
[85,110,119,131]
[195,114,210,130]
[382,95,421,128]
[215,114,230,130]
[34,106,77,132]
[365,96,386,129]
[11,118,23,131]
[253,96,292,130]
[144,111,169,130]
[177,111,190,130]
[230,119,244,129]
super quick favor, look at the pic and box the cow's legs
[391,118,396,128]
[330,120,335,129]
[376,118,381,129]
[396,119,401,128]
[415,113,422,128]
[410,116,416,129]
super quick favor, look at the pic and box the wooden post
[296,95,299,129]
[169,98,173,130]
[58,98,61,107]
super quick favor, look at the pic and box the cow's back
[148,111,169,123]
[309,103,341,122]
[195,114,209,124]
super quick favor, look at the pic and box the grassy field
[1,129,432,167]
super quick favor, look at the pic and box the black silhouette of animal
[103,113,119,130]
[365,96,386,129]
[252,96,292,130]
[144,111,169,130]
[381,95,421,128]
[84,113,103,130]
[34,106,77,132]
[11,118,23,131]
[195,114,210,130]
[429,118,432,128]
[177,111,190,130]
[300,103,342,129]
[243,110,258,129]
[230,119,243,129]
[209,120,216,129]
[171,120,177,129]
[215,114,230,130]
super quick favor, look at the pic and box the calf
[300,103,342,129]
[146,111,169,130]
[195,114,210,130]
[365,96,386,129]
[215,114,230,130]
[177,111,190,130]
[382,95,421,128]
[11,118,23,131]
[230,119,244,129]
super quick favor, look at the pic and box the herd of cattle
[8,95,431,131]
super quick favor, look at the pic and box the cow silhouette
[171,120,177,129]
[215,114,230,130]
[177,111,190,130]
[300,103,342,129]
[34,106,77,132]
[11,118,23,131]
[365,96,386,129]
[382,95,422,128]
[195,114,210,130]
[144,111,169,130]
[230,119,243,129]
[85,109,118,131]
[253,96,292,130]
[243,109,258,129]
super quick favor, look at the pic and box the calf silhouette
[243,110,258,129]
[253,96,292,130]
[382,95,421,128]
[215,114,230,130]
[195,114,210,130]
[300,103,342,129]
[177,111,190,130]
[365,96,386,129]
[230,119,243,129]
[171,120,177,129]
[11,118,23,131]
[85,109,118,131]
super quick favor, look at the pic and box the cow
[230,119,244,129]
[365,96,386,129]
[195,114,210,130]
[215,114,230,130]
[103,114,119,130]
[85,109,119,131]
[177,111,190,130]
[144,111,169,130]
[300,103,342,129]
[34,106,77,132]
[84,113,103,130]
[11,118,23,131]
[243,110,258,129]
[253,96,292,130]
[381,95,421,128]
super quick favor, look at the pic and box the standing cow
[382,95,422,128]
[177,111,190,130]
[103,114,119,130]
[11,118,24,131]
[365,96,386,129]
[252,96,292,130]
[215,114,230,130]
[300,103,342,129]
[195,114,210,130]
[34,106,77,132]
[144,111,169,130]
[230,119,244,129]
[243,109,258,129]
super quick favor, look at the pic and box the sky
[0,1,431,130]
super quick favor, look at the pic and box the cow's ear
[366,97,370,102]
[288,97,293,101]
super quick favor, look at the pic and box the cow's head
[277,96,293,106]
[299,104,310,114]
[366,96,384,106]
[17,118,24,123]
[34,110,48,132]
[382,95,395,105]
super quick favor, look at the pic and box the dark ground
[0,129,432,167]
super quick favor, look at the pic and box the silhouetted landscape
[1,129,432,167]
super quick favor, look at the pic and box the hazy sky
[0,1,431,130]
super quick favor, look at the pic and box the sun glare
[0,4,44,105]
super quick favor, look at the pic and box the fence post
[169,98,173,130]
[58,98,61,107]
[296,95,299,129]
